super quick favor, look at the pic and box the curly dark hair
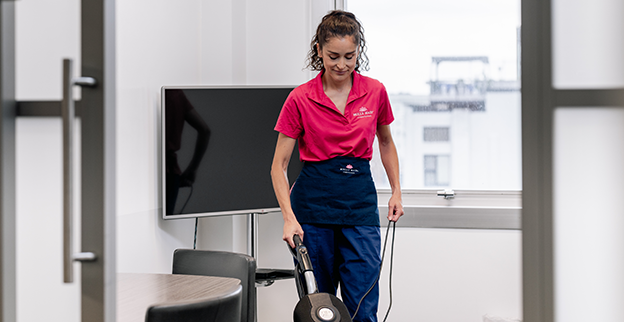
[305,10,369,72]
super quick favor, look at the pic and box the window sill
[377,189,522,230]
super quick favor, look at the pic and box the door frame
[0,1,17,322]
[79,0,117,321]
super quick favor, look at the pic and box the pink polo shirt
[275,71,394,162]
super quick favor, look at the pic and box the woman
[270,10,403,322]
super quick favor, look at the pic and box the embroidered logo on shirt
[340,164,359,174]
[353,106,374,119]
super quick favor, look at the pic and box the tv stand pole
[247,213,258,258]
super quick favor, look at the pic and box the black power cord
[352,220,397,321]
[382,220,396,322]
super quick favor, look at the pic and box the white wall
[115,0,315,272]
[114,1,316,321]
[115,0,205,273]
[380,228,521,322]
[13,1,522,321]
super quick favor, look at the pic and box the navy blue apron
[290,156,380,226]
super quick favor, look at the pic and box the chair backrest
[172,249,256,322]
[146,284,242,322]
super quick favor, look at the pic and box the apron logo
[340,164,359,174]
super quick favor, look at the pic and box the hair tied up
[305,10,370,72]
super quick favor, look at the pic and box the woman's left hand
[387,194,404,222]
[377,125,404,222]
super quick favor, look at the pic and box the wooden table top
[117,273,242,322]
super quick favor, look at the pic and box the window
[423,127,450,142]
[349,0,522,191]
[424,155,451,186]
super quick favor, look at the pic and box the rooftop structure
[409,56,520,112]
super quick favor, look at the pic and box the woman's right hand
[283,219,304,249]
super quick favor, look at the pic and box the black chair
[172,249,256,322]
[146,284,242,322]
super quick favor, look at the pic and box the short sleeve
[274,90,303,139]
[377,83,395,126]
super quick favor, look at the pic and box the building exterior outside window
[350,1,521,191]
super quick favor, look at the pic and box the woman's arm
[376,125,404,222]
[270,133,304,248]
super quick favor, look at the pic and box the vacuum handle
[288,234,304,257]
[291,234,318,294]
[292,235,314,273]
[293,234,303,247]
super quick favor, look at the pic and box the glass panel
[349,0,522,190]
[15,0,80,100]
[552,0,624,89]
[16,118,81,322]
[553,107,624,322]
[424,155,437,186]
[14,1,82,322]
[437,155,451,185]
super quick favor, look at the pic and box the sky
[347,0,521,95]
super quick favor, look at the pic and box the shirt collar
[307,70,368,108]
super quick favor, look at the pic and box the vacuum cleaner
[289,234,353,322]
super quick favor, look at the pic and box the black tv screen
[161,86,303,219]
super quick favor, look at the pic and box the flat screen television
[161,86,303,219]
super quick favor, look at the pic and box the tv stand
[246,213,295,287]
[247,213,259,258]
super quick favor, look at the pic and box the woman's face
[317,35,358,84]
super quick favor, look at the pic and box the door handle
[62,58,97,284]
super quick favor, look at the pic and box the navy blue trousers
[301,224,381,322]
